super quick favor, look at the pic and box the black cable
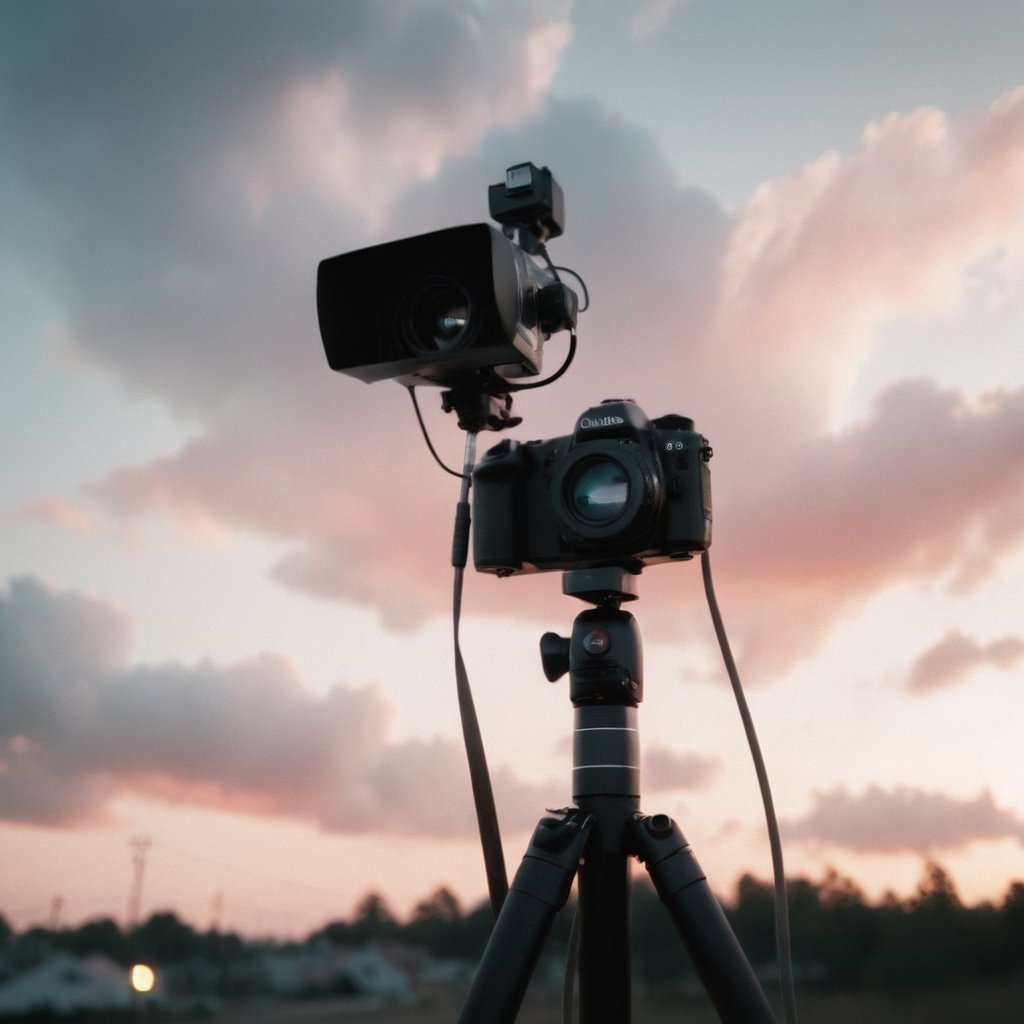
[701,550,799,1024]
[535,241,559,276]
[534,243,589,312]
[508,329,578,391]
[553,265,590,312]
[450,431,509,919]
[504,244,582,393]
[407,386,468,478]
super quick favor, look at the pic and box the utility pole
[211,890,225,932]
[127,837,152,930]
[48,896,64,931]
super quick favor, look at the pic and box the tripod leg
[458,808,592,1024]
[630,813,776,1023]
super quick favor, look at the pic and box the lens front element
[568,458,630,523]
[401,277,474,354]
[552,442,660,550]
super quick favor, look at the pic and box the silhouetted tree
[131,911,200,963]
[66,917,129,963]
[811,869,879,988]
[865,862,981,990]
[317,918,357,946]
[406,887,464,957]
[8,866,1024,995]
[197,926,246,963]
[417,887,461,920]
[350,891,399,944]
[999,881,1024,974]
[727,874,776,966]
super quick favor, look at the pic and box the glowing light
[130,963,156,993]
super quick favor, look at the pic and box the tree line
[356,862,1024,992]
[4,862,1023,993]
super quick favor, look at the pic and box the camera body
[473,400,712,575]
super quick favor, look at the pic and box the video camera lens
[399,276,475,355]
[566,458,631,524]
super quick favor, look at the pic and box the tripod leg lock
[630,812,706,900]
[512,807,593,908]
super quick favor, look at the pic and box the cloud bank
[785,784,1024,853]
[0,577,549,835]
[907,629,1024,693]
[7,3,1024,682]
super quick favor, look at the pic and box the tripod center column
[573,704,641,801]
[566,604,643,806]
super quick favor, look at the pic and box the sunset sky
[3,0,1023,940]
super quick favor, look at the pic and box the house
[336,947,410,999]
[257,943,410,1000]
[0,953,161,1016]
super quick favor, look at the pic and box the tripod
[457,566,776,1023]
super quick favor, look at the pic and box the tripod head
[441,387,522,433]
[561,565,640,607]
[540,566,643,706]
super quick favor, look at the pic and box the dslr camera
[472,399,712,575]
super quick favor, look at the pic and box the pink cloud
[70,86,1024,677]
[643,745,720,792]
[906,629,1024,694]
[715,89,1024,390]
[786,784,1024,853]
[0,577,549,835]
[24,497,94,535]
[713,381,1024,670]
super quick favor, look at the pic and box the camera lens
[567,458,630,523]
[552,441,660,549]
[400,277,474,354]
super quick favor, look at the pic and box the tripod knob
[540,632,571,681]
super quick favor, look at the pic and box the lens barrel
[553,444,659,544]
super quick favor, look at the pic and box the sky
[2,0,1023,940]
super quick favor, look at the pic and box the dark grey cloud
[906,629,1024,694]
[0,576,132,740]
[1,0,572,413]
[0,576,548,835]
[785,785,1024,853]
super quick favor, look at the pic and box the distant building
[338,947,410,998]
[257,943,410,1000]
[0,953,161,1016]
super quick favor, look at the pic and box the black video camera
[317,163,577,394]
[472,400,712,575]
